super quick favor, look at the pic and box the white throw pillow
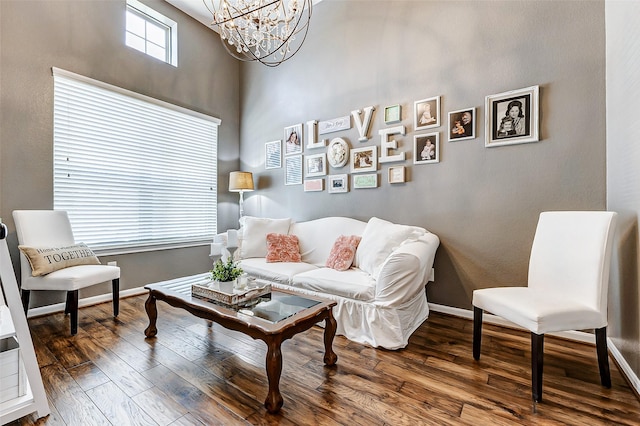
[239,216,292,258]
[355,217,425,277]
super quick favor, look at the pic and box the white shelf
[1,228,49,425]
[0,305,15,340]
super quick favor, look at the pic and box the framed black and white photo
[414,96,440,131]
[265,140,281,169]
[305,153,326,177]
[284,123,303,155]
[448,108,475,142]
[414,132,439,164]
[284,155,302,185]
[350,146,377,173]
[328,174,348,194]
[485,85,539,147]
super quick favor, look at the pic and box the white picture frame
[448,108,476,142]
[353,173,378,189]
[414,132,440,164]
[303,179,324,192]
[414,96,441,131]
[328,174,349,193]
[305,153,327,177]
[350,146,377,173]
[284,155,302,185]
[388,166,406,184]
[284,123,303,155]
[265,140,282,169]
[485,85,540,147]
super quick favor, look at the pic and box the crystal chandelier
[205,0,313,67]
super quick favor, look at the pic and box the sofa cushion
[266,233,301,263]
[240,216,291,259]
[19,243,101,277]
[292,268,376,302]
[290,217,368,266]
[239,258,317,285]
[326,235,361,271]
[355,217,425,278]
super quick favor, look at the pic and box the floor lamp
[229,171,254,220]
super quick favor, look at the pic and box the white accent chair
[472,211,617,403]
[13,210,121,335]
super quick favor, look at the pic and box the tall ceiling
[165,0,217,28]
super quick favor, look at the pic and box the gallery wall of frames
[264,86,539,193]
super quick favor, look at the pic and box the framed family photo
[414,96,440,131]
[305,153,326,177]
[414,133,439,164]
[265,140,281,169]
[284,155,302,185]
[485,85,539,147]
[284,123,303,155]
[448,108,475,142]
[350,146,377,173]
[328,174,348,194]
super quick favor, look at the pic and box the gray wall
[239,1,607,309]
[606,0,640,386]
[0,0,240,306]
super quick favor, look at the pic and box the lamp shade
[229,171,254,192]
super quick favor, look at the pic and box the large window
[52,68,220,254]
[126,0,177,66]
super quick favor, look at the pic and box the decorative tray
[191,281,271,307]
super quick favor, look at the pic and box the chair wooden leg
[112,278,120,317]
[64,291,73,315]
[595,326,611,388]
[67,290,79,335]
[21,290,31,315]
[531,332,544,402]
[473,306,483,361]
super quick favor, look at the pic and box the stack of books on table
[191,280,271,307]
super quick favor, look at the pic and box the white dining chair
[472,211,617,403]
[13,210,120,335]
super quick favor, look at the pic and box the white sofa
[236,216,440,350]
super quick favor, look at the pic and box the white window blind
[52,68,220,254]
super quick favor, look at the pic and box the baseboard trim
[26,286,148,318]
[428,302,640,398]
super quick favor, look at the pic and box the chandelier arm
[206,0,281,26]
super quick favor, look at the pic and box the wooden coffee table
[143,274,338,413]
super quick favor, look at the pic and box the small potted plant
[210,257,243,293]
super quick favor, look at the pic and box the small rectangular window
[126,0,177,66]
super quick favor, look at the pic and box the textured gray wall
[239,1,607,309]
[606,0,640,390]
[0,0,240,306]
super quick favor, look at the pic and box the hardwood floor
[10,294,640,425]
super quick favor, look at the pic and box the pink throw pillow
[326,235,362,271]
[265,233,301,263]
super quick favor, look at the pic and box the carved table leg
[323,310,338,366]
[264,338,284,413]
[144,292,158,338]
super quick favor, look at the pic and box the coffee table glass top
[145,273,321,324]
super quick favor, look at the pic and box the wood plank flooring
[9,294,640,425]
